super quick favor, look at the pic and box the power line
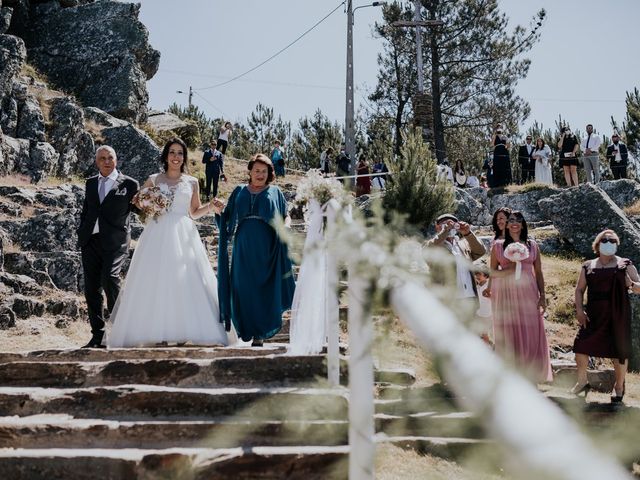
[161,68,343,91]
[194,1,345,91]
[192,90,226,117]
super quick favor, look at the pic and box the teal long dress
[217,185,295,341]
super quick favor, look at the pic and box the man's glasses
[601,238,618,244]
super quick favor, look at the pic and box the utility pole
[345,0,355,180]
[391,9,443,155]
[176,86,194,109]
[413,0,424,94]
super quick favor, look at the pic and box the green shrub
[383,128,455,228]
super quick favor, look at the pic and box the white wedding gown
[107,174,234,348]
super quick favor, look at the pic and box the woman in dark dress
[490,126,512,188]
[356,155,371,197]
[216,154,296,346]
[572,229,640,402]
[557,127,579,187]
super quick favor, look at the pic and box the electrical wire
[194,1,345,91]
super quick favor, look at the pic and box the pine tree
[383,127,454,227]
[371,0,545,163]
[623,88,640,156]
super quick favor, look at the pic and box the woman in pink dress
[486,210,552,382]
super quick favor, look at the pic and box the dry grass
[0,173,84,188]
[84,120,106,144]
[376,444,506,480]
[373,313,439,386]
[542,253,582,326]
[0,316,90,352]
[503,182,555,194]
[624,199,640,217]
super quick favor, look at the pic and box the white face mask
[599,241,617,256]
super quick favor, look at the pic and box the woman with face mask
[572,229,640,403]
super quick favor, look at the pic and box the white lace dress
[107,174,233,347]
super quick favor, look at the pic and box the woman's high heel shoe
[611,381,626,404]
[570,382,591,396]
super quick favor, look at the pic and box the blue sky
[139,0,639,138]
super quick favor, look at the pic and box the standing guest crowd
[442,122,633,190]
[428,202,639,404]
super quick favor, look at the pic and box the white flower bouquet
[503,242,529,280]
[295,169,345,207]
[135,185,174,224]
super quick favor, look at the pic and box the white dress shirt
[450,239,476,299]
[92,169,119,234]
[581,133,601,152]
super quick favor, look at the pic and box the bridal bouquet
[135,185,174,223]
[295,169,345,207]
[503,242,529,280]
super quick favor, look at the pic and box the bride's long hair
[161,137,189,174]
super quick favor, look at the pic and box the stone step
[0,356,412,390]
[0,356,330,388]
[0,385,349,421]
[0,415,349,449]
[551,367,615,393]
[0,346,287,363]
[374,398,459,416]
[0,411,482,450]
[382,434,491,460]
[376,412,483,439]
[0,446,349,480]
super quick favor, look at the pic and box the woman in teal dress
[217,154,295,346]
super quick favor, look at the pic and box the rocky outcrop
[490,186,559,223]
[101,124,161,183]
[12,1,160,123]
[47,96,95,177]
[538,183,640,263]
[0,33,25,100]
[455,185,560,226]
[146,110,188,131]
[0,7,13,35]
[598,179,640,208]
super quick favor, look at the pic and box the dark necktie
[586,134,591,149]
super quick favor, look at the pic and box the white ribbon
[289,199,341,357]
[515,260,522,281]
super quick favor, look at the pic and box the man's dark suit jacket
[202,149,224,174]
[606,143,629,165]
[77,173,139,252]
[518,144,535,170]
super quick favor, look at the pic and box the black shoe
[251,339,264,347]
[611,381,626,403]
[82,338,106,349]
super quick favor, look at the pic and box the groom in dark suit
[77,146,139,348]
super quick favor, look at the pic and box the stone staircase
[1,340,638,478]
[0,337,492,479]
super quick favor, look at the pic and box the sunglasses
[507,218,523,224]
[600,238,618,244]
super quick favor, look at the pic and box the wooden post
[326,249,340,385]
[348,274,375,480]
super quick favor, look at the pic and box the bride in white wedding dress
[107,138,234,348]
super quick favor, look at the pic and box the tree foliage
[383,128,455,227]
[623,87,640,157]
[290,109,343,170]
[370,0,545,163]
[167,103,220,148]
